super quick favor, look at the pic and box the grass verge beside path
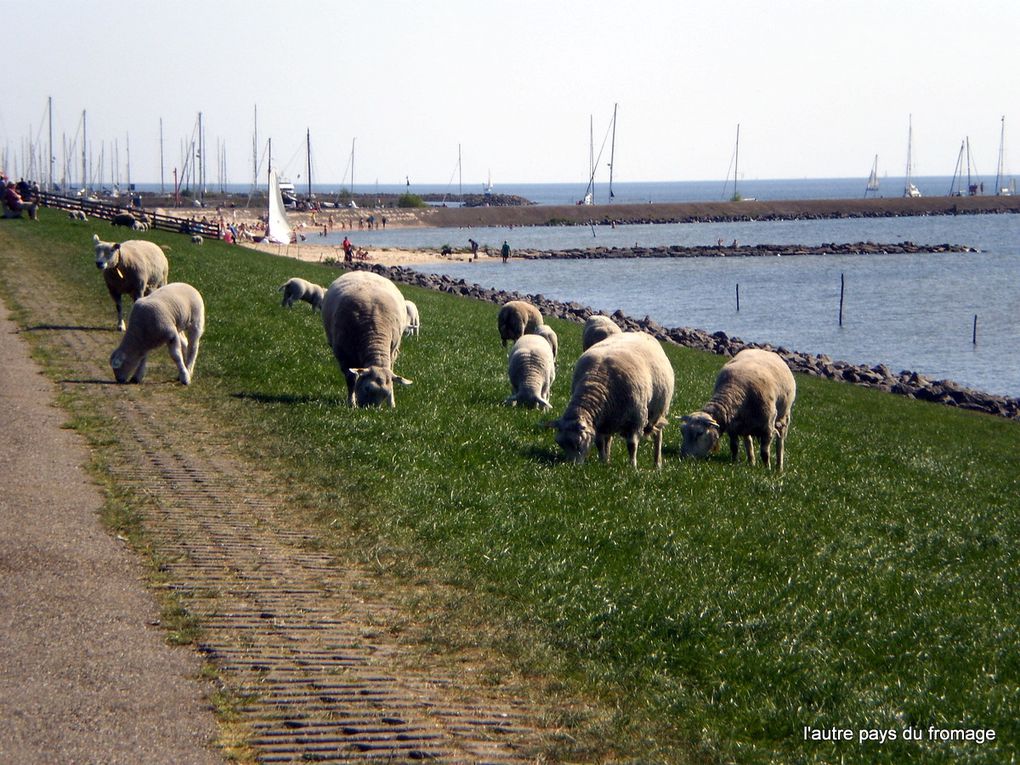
[2,211,1018,764]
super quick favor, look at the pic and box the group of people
[1,173,39,220]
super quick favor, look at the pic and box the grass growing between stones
[1,210,1018,763]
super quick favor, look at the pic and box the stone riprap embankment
[342,262,1020,422]
[511,242,975,260]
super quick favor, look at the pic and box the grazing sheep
[68,210,88,222]
[497,300,543,347]
[529,323,558,359]
[404,300,421,336]
[321,271,413,407]
[582,314,622,350]
[679,348,796,471]
[131,220,149,231]
[279,277,325,312]
[550,332,674,468]
[505,334,555,410]
[109,282,204,385]
[191,234,204,245]
[111,212,136,228]
[92,233,169,331]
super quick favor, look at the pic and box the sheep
[111,212,136,228]
[497,299,543,347]
[505,334,555,410]
[321,271,413,407]
[191,234,204,245]
[109,282,204,385]
[529,323,558,359]
[68,210,88,222]
[404,300,421,336]
[549,332,674,468]
[279,277,325,312]
[582,314,622,350]
[92,233,169,331]
[131,220,149,231]
[679,348,796,471]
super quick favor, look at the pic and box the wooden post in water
[736,283,740,312]
[973,314,978,345]
[838,273,845,326]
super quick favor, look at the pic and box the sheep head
[679,412,721,459]
[110,347,141,384]
[349,366,413,408]
[93,234,120,271]
[549,415,595,464]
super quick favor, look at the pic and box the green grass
[2,210,1019,763]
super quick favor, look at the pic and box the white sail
[267,169,293,244]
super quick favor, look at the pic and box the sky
[3,0,1018,189]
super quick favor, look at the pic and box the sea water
[343,213,1020,397]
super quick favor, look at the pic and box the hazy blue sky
[3,0,1018,188]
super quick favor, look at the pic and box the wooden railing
[36,191,220,237]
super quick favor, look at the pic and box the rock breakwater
[514,241,975,260]
[343,262,1019,421]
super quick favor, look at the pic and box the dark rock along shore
[344,261,1019,422]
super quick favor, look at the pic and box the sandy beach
[242,239,483,267]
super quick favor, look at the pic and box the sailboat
[994,115,1014,196]
[864,155,880,197]
[904,115,922,198]
[266,169,294,244]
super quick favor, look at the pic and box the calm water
[365,213,1020,398]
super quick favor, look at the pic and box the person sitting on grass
[2,181,38,220]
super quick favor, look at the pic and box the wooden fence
[36,191,221,237]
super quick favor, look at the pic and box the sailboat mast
[734,123,740,199]
[905,114,913,195]
[590,114,595,203]
[995,115,1006,195]
[81,110,87,193]
[351,138,356,196]
[608,103,617,202]
[47,96,54,191]
[458,143,462,201]
[306,128,312,199]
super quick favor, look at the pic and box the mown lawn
[2,210,1018,764]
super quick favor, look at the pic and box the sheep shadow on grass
[231,391,349,407]
[25,323,120,333]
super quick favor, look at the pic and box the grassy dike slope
[1,211,1018,764]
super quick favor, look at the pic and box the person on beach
[469,238,479,260]
[501,240,511,263]
[342,236,354,264]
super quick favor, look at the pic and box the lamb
[68,210,88,222]
[404,300,421,336]
[582,314,622,350]
[109,282,205,385]
[191,234,204,245]
[131,220,149,231]
[679,348,796,471]
[529,323,558,359]
[279,277,325,312]
[92,233,170,331]
[549,332,674,468]
[111,212,136,228]
[505,334,555,410]
[321,271,413,407]
[497,300,543,347]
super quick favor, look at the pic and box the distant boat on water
[904,115,922,198]
[864,155,880,197]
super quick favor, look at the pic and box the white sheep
[505,334,556,410]
[679,348,796,471]
[582,314,622,350]
[550,332,674,468]
[131,220,149,231]
[279,277,325,312]
[92,233,169,331]
[109,282,205,385]
[497,300,543,347]
[528,323,558,359]
[191,234,204,245]
[404,300,421,336]
[321,271,413,407]
[68,210,88,222]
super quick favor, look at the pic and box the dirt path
[0,298,222,764]
[2,284,558,760]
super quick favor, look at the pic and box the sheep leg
[596,434,612,463]
[167,335,191,385]
[626,435,640,468]
[744,436,755,466]
[729,433,740,462]
[759,432,773,469]
[184,331,201,375]
[775,416,789,472]
[131,355,148,384]
[113,294,125,331]
[651,430,663,469]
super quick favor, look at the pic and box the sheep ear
[537,397,552,411]
[112,243,121,252]
[348,367,367,379]
[393,375,413,386]
[92,233,100,244]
